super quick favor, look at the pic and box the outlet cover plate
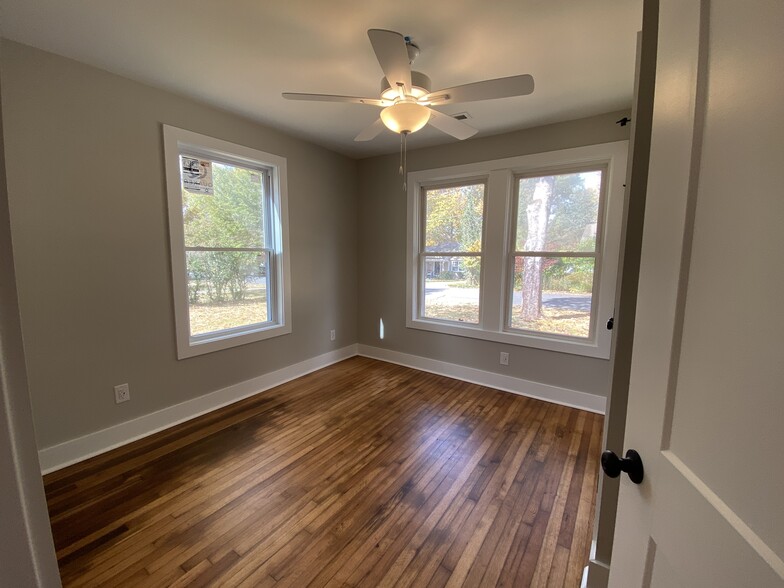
[114,383,130,404]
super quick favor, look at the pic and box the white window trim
[163,125,292,359]
[406,141,628,359]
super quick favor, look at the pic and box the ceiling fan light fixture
[380,102,431,134]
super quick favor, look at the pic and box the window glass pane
[425,183,484,253]
[423,256,481,324]
[515,171,601,252]
[509,256,594,338]
[187,251,269,336]
[182,158,265,248]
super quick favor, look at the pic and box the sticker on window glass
[181,157,213,195]
[250,173,261,184]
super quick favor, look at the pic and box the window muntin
[508,169,604,339]
[164,126,291,359]
[419,182,485,325]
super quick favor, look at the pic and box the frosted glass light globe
[380,102,431,134]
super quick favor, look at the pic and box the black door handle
[601,449,644,484]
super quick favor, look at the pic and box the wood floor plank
[435,403,546,588]
[460,409,551,587]
[564,413,604,584]
[284,386,508,585]
[43,357,603,587]
[309,382,505,588]
[529,411,586,586]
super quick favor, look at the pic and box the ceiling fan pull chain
[402,131,408,192]
[399,132,404,177]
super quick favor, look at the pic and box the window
[163,126,291,358]
[509,169,602,339]
[421,182,485,324]
[406,142,627,358]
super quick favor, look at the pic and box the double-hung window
[407,141,627,358]
[509,168,604,339]
[420,182,486,324]
[163,126,291,358]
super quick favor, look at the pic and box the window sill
[178,323,291,359]
[406,317,610,359]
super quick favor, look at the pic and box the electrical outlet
[500,352,509,366]
[330,329,336,341]
[114,383,130,404]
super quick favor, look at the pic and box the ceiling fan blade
[354,118,386,142]
[427,109,478,140]
[422,74,535,105]
[367,29,412,94]
[282,92,387,106]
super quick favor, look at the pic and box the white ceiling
[0,0,642,158]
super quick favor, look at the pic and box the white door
[608,1,784,586]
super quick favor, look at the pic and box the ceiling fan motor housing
[380,71,432,100]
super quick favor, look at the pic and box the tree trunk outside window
[521,176,554,321]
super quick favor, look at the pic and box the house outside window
[163,126,291,359]
[406,141,628,359]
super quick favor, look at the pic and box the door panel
[609,1,784,586]
[666,0,784,552]
[650,454,782,587]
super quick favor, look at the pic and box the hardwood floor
[43,357,603,587]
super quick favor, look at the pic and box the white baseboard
[357,344,606,415]
[39,342,605,474]
[38,344,358,474]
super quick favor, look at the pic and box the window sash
[512,167,606,255]
[181,161,270,251]
[505,253,599,340]
[419,180,487,255]
[417,253,483,324]
[188,249,274,342]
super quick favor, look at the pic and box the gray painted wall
[356,112,631,397]
[0,40,358,449]
[0,42,61,587]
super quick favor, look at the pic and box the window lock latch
[606,317,614,330]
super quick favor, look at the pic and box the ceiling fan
[282,29,535,143]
